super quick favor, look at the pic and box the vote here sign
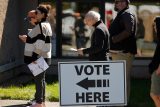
[58,61,127,106]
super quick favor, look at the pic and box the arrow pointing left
[76,77,95,90]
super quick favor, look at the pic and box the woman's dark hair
[37,5,51,20]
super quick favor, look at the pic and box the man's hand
[19,35,27,43]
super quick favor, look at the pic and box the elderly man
[77,11,110,61]
[109,0,137,107]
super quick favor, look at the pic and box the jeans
[34,71,46,104]
[76,36,86,49]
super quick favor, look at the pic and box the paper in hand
[28,57,49,76]
[70,48,77,52]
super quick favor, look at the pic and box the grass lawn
[0,75,59,101]
[0,75,155,107]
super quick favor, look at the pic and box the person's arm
[112,13,135,43]
[83,28,105,54]
[149,42,160,74]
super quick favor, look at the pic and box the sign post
[58,61,126,106]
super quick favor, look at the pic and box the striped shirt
[24,21,52,65]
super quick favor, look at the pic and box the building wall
[0,0,8,44]
[0,0,38,66]
[0,0,38,82]
[0,0,20,65]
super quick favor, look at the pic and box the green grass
[0,77,155,106]
[0,75,59,101]
[0,85,35,100]
[0,82,59,101]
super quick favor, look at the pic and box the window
[38,0,160,58]
[61,1,104,57]
[105,1,160,58]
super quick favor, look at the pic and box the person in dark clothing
[74,14,87,49]
[108,0,137,106]
[77,10,110,61]
[149,16,160,107]
[149,43,160,107]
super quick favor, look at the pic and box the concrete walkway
[0,100,98,107]
[0,100,59,107]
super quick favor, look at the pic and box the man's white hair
[85,11,101,21]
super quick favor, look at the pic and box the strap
[104,29,111,61]
[39,22,43,35]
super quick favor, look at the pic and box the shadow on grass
[0,73,59,87]
[24,74,59,85]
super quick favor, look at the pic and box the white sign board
[58,61,127,106]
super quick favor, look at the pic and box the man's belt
[109,50,126,54]
[109,50,133,56]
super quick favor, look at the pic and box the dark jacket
[75,18,86,38]
[109,8,137,54]
[149,42,160,74]
[83,20,110,61]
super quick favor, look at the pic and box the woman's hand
[32,61,37,64]
[19,35,27,43]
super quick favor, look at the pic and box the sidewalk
[0,100,59,107]
[0,100,97,107]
